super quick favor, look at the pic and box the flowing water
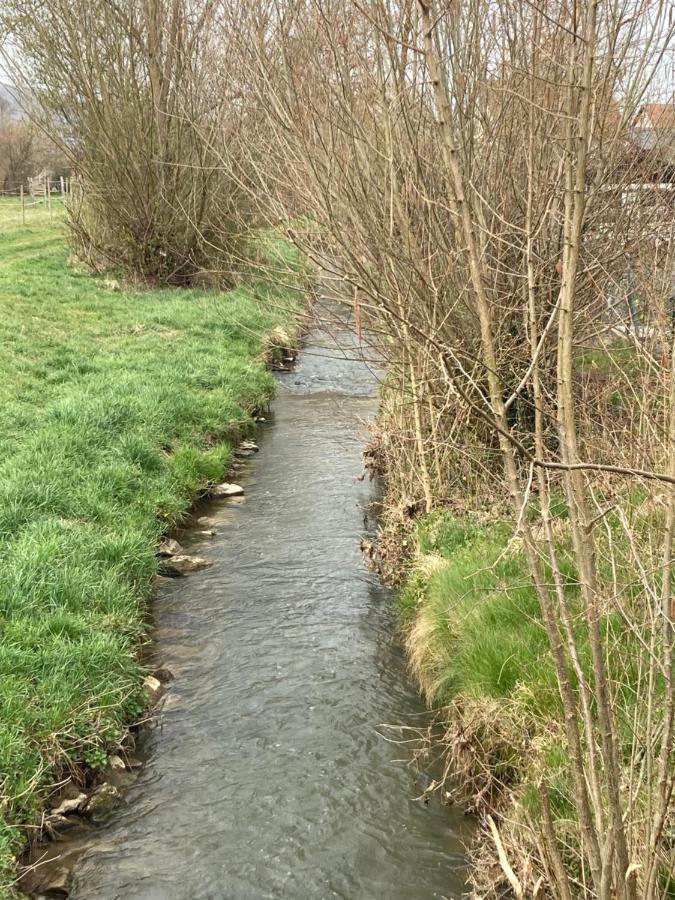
[34,312,469,899]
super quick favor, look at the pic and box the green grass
[400,512,563,715]
[400,499,671,889]
[0,198,304,893]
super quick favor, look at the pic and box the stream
[32,309,469,899]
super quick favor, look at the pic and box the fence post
[60,176,65,197]
[46,177,52,219]
[20,185,25,226]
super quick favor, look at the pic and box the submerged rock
[162,554,212,575]
[153,666,174,684]
[210,482,244,498]
[157,538,183,557]
[37,865,70,896]
[85,783,120,815]
[154,574,174,588]
[44,814,81,836]
[196,529,216,538]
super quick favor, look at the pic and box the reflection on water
[63,318,470,899]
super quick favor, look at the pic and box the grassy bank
[399,502,673,896]
[0,198,303,893]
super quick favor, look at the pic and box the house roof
[638,102,675,129]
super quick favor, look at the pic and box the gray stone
[44,814,79,835]
[157,537,183,557]
[162,554,212,575]
[38,866,70,895]
[153,666,174,684]
[50,793,87,817]
[85,783,120,814]
[210,482,244,498]
[143,674,163,703]
[154,574,174,588]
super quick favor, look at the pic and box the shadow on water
[25,313,472,899]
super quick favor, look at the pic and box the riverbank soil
[0,198,304,895]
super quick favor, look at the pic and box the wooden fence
[0,178,81,226]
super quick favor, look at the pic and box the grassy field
[0,197,304,893]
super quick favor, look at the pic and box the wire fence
[0,178,81,227]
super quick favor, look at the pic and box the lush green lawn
[0,198,303,893]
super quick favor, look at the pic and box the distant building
[632,101,675,163]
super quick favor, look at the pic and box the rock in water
[85,783,121,815]
[157,537,183,557]
[240,440,259,452]
[143,675,163,704]
[50,794,88,817]
[154,666,174,684]
[162,555,212,575]
[154,574,174,587]
[38,866,70,896]
[210,482,244,498]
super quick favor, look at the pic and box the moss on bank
[0,199,304,894]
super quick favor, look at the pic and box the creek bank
[391,498,667,897]
[0,214,306,897]
[16,424,283,900]
[18,670,170,898]
[381,507,552,895]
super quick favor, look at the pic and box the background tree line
[0,90,68,190]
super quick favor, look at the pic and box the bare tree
[1,0,246,284]
[226,1,675,895]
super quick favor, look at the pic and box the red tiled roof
[640,103,675,129]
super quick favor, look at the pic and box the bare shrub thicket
[223,1,675,896]
[0,115,35,190]
[0,97,68,191]
[1,0,245,284]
